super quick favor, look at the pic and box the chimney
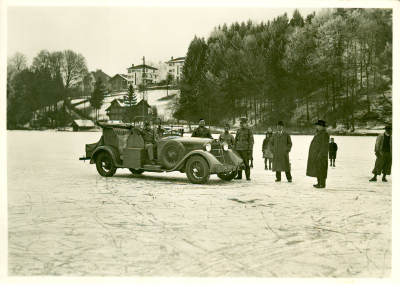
[171,56,173,60]
[132,64,134,67]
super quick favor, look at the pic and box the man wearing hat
[192,118,212,138]
[219,124,235,149]
[370,125,392,182]
[141,121,157,165]
[233,118,254,180]
[271,121,293,182]
[306,120,330,188]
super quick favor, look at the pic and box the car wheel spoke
[191,161,204,179]
[101,157,111,171]
[166,146,179,163]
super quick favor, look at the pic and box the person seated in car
[141,121,157,165]
[157,125,165,137]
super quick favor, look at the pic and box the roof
[91,69,111,82]
[109,74,128,81]
[106,98,151,112]
[72,119,95,127]
[136,99,151,108]
[165,57,186,64]
[127,64,158,70]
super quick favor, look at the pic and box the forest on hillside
[174,8,392,131]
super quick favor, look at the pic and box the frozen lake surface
[7,131,392,277]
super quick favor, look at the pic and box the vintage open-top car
[80,117,244,184]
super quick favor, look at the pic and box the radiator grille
[210,143,225,164]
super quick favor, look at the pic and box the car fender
[170,150,223,172]
[226,149,245,168]
[90,145,120,166]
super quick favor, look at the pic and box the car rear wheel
[217,171,237,181]
[185,156,210,184]
[96,151,117,177]
[129,168,144,175]
[160,140,185,169]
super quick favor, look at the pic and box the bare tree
[166,74,174,96]
[61,50,88,93]
[49,51,64,78]
[8,52,28,72]
[31,50,51,71]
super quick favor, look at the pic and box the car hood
[161,136,213,144]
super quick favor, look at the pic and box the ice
[7,131,392,277]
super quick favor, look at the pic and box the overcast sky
[7,5,322,76]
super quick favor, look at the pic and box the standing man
[233,118,254,181]
[329,138,338,167]
[219,124,235,149]
[306,120,330,188]
[192,118,212,138]
[271,121,292,182]
[141,121,157,165]
[370,125,392,182]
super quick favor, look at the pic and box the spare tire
[160,140,186,169]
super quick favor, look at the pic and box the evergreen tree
[290,9,305,27]
[123,84,138,123]
[175,36,208,126]
[126,84,137,106]
[89,78,105,121]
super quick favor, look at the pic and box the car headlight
[222,142,228,151]
[205,142,212,152]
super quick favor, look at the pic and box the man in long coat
[271,121,292,182]
[233,118,254,180]
[306,120,330,188]
[370,125,392,182]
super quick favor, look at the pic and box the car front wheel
[217,171,237,181]
[185,156,210,184]
[96,151,117,177]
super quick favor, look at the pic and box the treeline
[174,8,392,130]
[7,50,90,129]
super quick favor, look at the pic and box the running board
[141,164,164,172]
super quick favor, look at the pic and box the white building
[165,57,185,81]
[126,64,160,88]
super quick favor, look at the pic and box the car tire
[96,151,117,177]
[185,155,210,184]
[129,168,144,175]
[217,171,237,181]
[160,140,185,169]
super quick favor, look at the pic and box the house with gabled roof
[106,98,151,121]
[84,69,111,94]
[165,56,185,81]
[126,64,160,88]
[109,74,128,93]
[71,119,95,131]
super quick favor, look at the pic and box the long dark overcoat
[271,131,292,172]
[306,128,330,179]
[372,132,392,175]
